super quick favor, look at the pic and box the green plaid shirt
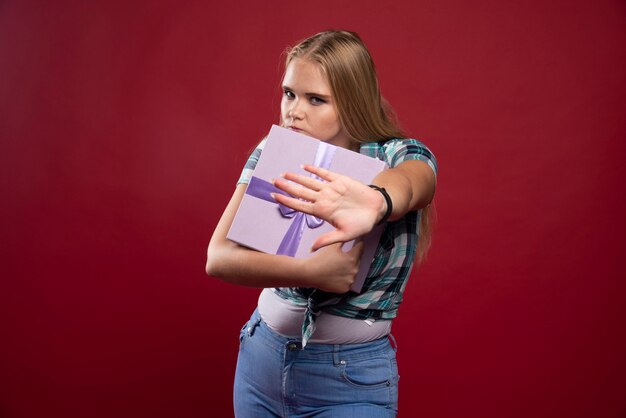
[238,137,438,346]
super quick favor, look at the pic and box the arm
[205,184,364,293]
[272,159,436,250]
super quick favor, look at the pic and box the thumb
[311,230,350,252]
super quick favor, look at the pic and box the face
[281,58,354,150]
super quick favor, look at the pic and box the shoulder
[238,138,267,185]
[245,138,267,165]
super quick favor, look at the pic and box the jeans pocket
[340,355,394,388]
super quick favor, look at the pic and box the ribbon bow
[244,141,336,257]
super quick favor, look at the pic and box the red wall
[1,1,625,417]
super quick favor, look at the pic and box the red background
[1,1,625,417]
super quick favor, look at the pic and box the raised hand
[272,164,385,251]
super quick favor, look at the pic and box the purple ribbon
[245,141,336,257]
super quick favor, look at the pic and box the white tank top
[257,288,392,344]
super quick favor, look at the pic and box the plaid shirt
[238,137,438,346]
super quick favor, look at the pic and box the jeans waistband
[244,308,397,359]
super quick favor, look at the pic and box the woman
[206,30,437,417]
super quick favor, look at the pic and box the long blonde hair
[284,30,434,261]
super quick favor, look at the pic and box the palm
[272,164,383,250]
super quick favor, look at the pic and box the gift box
[227,125,388,293]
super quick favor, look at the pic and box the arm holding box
[207,126,435,293]
[206,183,364,294]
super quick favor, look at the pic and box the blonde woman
[206,30,437,417]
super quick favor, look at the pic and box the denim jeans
[233,309,399,417]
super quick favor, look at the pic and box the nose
[288,100,304,120]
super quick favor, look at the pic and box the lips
[288,126,304,133]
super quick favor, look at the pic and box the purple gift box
[227,125,388,293]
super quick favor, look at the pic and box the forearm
[206,237,318,288]
[371,160,436,222]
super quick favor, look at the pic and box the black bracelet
[368,185,393,225]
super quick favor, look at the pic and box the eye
[310,96,326,105]
[283,89,295,99]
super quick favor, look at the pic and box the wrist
[369,185,393,225]
[300,257,318,288]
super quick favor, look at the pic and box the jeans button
[287,343,298,350]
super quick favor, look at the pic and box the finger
[311,230,350,252]
[281,171,325,191]
[271,192,315,213]
[273,178,318,202]
[302,164,340,182]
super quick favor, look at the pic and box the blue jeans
[233,309,399,417]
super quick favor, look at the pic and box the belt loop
[388,334,398,352]
[333,344,341,365]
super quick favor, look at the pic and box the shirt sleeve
[237,138,267,185]
[381,138,438,176]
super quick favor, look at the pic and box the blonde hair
[284,30,434,261]
[285,30,404,143]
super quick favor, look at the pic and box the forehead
[283,58,331,94]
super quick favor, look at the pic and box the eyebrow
[282,85,331,100]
